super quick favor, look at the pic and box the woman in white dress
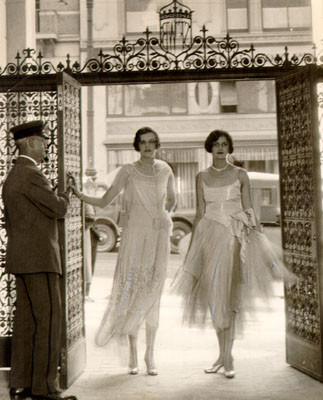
[70,127,176,376]
[172,130,296,379]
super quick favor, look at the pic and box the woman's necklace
[138,159,156,177]
[139,159,155,167]
[211,164,228,172]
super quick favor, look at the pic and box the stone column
[249,0,262,34]
[0,0,7,66]
[6,0,36,62]
[311,0,323,62]
[85,0,96,177]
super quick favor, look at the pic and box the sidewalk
[1,253,322,400]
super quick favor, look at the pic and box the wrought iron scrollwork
[0,30,317,76]
[278,71,321,345]
[0,91,58,337]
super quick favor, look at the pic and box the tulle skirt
[172,215,297,336]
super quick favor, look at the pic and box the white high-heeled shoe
[128,366,139,375]
[145,354,158,376]
[147,367,158,376]
[224,369,235,378]
[204,364,223,374]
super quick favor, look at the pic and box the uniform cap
[10,120,48,141]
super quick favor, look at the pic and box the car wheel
[171,220,192,254]
[95,222,117,252]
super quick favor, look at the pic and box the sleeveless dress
[95,161,173,346]
[172,169,296,335]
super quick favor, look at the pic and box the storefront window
[107,83,187,117]
[236,81,276,113]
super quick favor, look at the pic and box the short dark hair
[204,130,234,153]
[133,127,161,152]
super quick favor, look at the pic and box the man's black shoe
[31,394,77,400]
[9,388,32,399]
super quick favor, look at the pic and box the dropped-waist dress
[172,168,296,334]
[95,160,173,346]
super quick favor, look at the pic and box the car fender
[171,215,193,229]
[95,217,120,236]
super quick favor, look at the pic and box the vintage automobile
[94,204,193,254]
[93,171,280,253]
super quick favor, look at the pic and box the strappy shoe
[204,364,223,374]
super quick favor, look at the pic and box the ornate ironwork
[58,78,84,349]
[318,84,323,165]
[0,90,58,337]
[277,71,321,345]
[159,0,193,52]
[0,31,317,77]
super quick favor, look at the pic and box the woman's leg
[223,313,236,378]
[144,323,158,375]
[128,334,138,374]
[204,325,224,373]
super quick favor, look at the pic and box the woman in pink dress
[172,130,296,379]
[70,127,176,376]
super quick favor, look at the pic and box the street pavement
[1,235,322,400]
[66,249,322,400]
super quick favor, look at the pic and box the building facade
[0,0,317,212]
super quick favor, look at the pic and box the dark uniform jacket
[2,157,69,275]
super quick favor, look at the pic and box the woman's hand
[66,172,83,199]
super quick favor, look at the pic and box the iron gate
[0,72,85,388]
[276,65,323,380]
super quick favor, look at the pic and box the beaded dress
[95,160,173,346]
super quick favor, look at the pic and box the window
[125,0,165,33]
[247,160,266,172]
[262,189,272,206]
[236,81,276,113]
[107,83,187,117]
[220,81,237,113]
[227,0,248,31]
[261,0,311,31]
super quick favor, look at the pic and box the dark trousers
[10,273,62,396]
[90,228,99,275]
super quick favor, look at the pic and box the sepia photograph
[0,1,323,400]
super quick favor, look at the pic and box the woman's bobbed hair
[204,130,234,154]
[133,127,161,152]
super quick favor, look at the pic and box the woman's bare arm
[166,172,177,212]
[71,168,129,208]
[239,169,262,232]
[193,172,205,229]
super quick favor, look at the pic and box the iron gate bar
[2,68,322,88]
[0,75,59,93]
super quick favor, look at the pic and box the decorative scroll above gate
[0,30,318,77]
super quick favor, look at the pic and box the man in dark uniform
[2,120,77,400]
